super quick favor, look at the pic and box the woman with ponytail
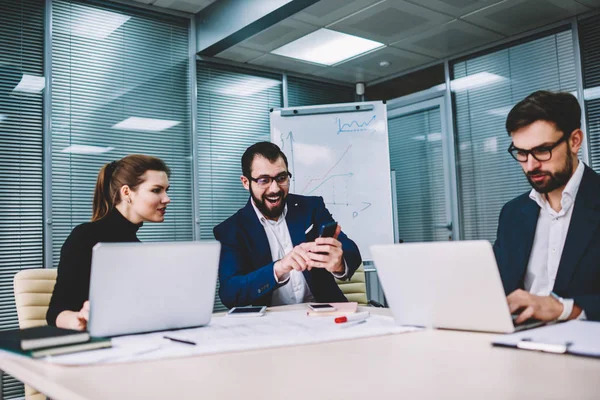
[47,155,171,330]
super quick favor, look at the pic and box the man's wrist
[550,292,571,321]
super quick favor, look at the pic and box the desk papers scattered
[45,310,419,365]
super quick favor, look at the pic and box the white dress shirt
[525,160,586,320]
[251,200,315,306]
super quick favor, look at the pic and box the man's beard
[251,187,286,220]
[526,149,574,194]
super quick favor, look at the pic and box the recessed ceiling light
[13,75,45,93]
[61,145,114,155]
[112,117,180,132]
[271,28,384,66]
[584,86,600,101]
[379,61,390,67]
[71,9,130,40]
[450,72,506,92]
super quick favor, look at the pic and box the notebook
[28,337,112,358]
[306,302,358,316]
[0,326,90,351]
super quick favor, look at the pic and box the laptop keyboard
[511,313,546,331]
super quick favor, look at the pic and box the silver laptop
[371,240,544,333]
[88,241,220,337]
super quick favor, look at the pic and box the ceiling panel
[249,53,323,75]
[312,66,379,83]
[391,20,504,58]
[292,0,382,26]
[404,0,505,18]
[239,18,319,53]
[215,46,264,63]
[337,46,436,78]
[145,0,216,13]
[463,0,589,35]
[575,0,600,7]
[328,0,454,44]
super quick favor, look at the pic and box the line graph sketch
[337,115,377,134]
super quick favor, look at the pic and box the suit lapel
[517,199,540,287]
[555,167,600,292]
[239,199,272,267]
[284,195,314,288]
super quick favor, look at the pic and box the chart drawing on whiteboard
[272,102,393,260]
[337,115,377,134]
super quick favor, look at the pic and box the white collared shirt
[525,160,586,320]
[251,200,315,306]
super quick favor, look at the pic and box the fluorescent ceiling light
[112,117,180,132]
[13,75,45,93]
[215,77,281,97]
[62,145,114,155]
[71,9,130,40]
[271,28,384,66]
[487,105,513,117]
[450,72,506,92]
[584,86,600,101]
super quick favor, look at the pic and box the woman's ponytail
[92,161,117,222]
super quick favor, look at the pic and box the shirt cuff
[273,266,290,285]
[558,298,574,321]
[331,259,349,280]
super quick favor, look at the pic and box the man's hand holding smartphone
[305,222,345,274]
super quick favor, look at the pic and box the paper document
[493,320,600,357]
[46,310,420,365]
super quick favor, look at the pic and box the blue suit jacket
[213,194,362,309]
[493,165,600,321]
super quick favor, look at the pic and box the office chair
[336,264,368,304]
[14,268,57,400]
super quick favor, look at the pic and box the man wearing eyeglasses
[213,141,362,309]
[494,90,600,323]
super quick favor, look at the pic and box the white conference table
[0,305,599,400]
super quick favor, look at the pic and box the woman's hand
[56,301,90,331]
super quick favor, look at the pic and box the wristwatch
[550,292,572,321]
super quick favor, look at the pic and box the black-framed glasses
[249,172,292,188]
[507,134,570,162]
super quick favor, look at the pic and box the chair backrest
[336,264,368,304]
[13,268,57,400]
[14,269,57,329]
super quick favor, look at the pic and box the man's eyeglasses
[507,134,570,163]
[249,172,292,188]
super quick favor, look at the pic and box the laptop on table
[88,241,220,337]
[371,240,545,333]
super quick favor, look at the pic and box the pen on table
[335,311,370,324]
[163,336,196,346]
[305,224,314,235]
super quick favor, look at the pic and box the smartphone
[319,221,338,238]
[308,303,336,312]
[227,306,267,317]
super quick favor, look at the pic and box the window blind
[287,75,354,107]
[197,62,282,311]
[578,14,600,172]
[388,107,448,242]
[51,0,193,270]
[452,29,577,242]
[0,0,44,397]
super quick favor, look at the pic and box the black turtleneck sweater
[46,208,141,326]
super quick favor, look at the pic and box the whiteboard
[270,101,393,260]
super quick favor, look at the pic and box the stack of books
[0,326,111,358]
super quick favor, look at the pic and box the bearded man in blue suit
[214,142,362,309]
[495,91,600,323]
